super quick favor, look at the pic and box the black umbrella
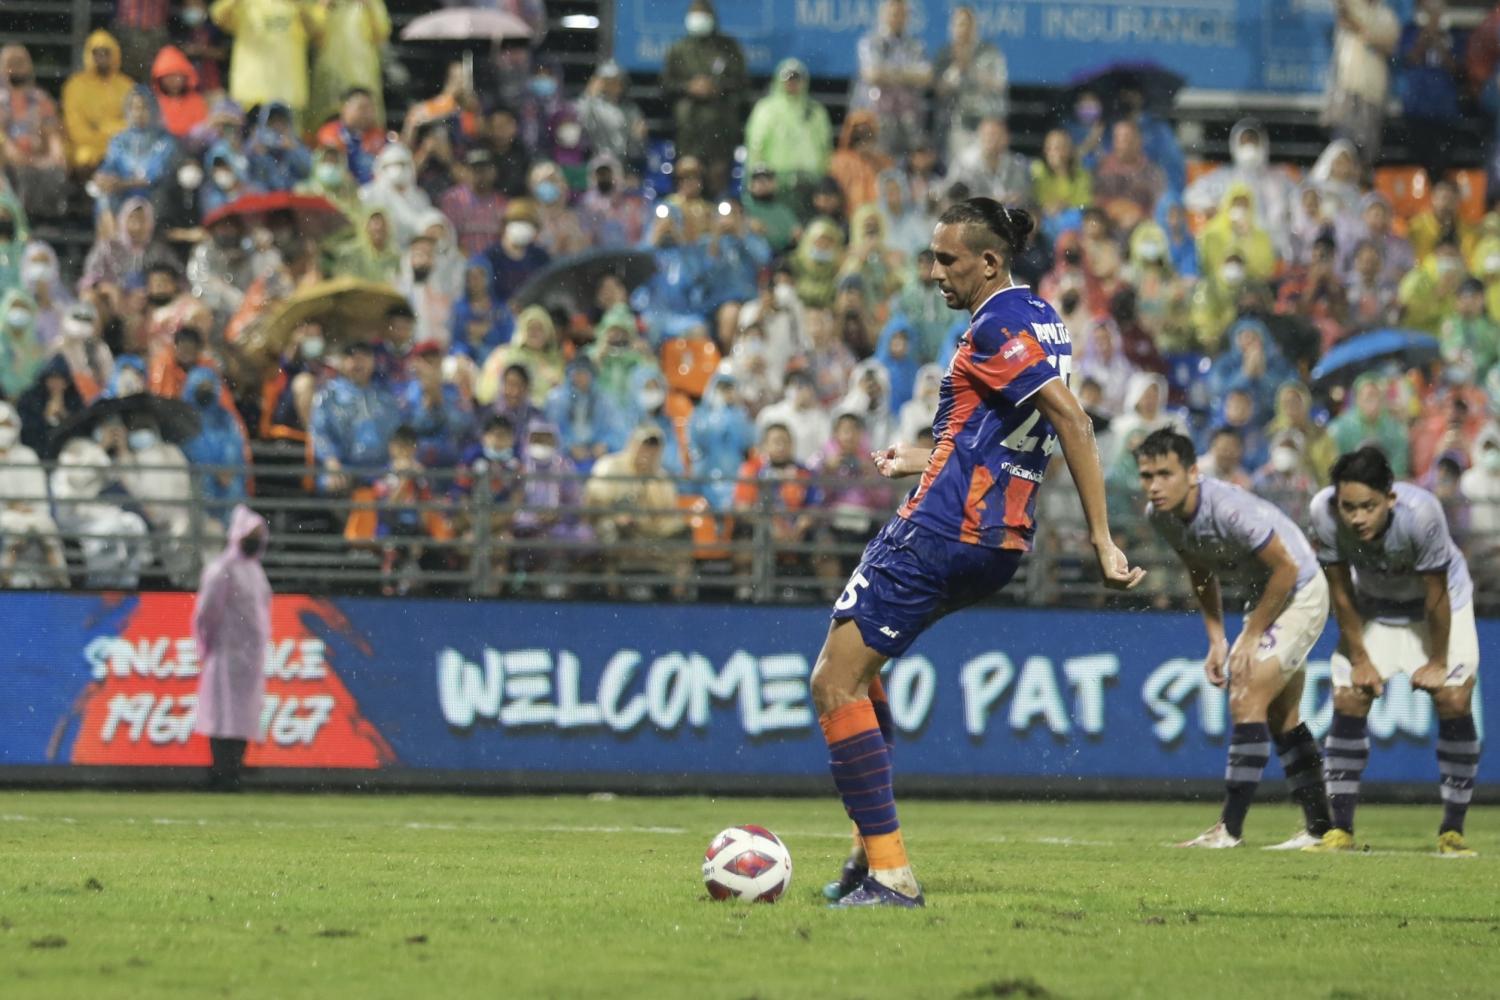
[509,249,658,314]
[51,393,202,448]
[1066,60,1185,115]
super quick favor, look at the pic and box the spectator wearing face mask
[478,305,563,406]
[1183,119,1297,258]
[1190,250,1268,354]
[310,341,401,493]
[1399,238,1470,334]
[54,303,115,403]
[528,162,589,257]
[201,148,256,217]
[476,200,550,305]
[663,0,748,195]
[586,425,691,599]
[0,290,45,399]
[0,400,69,588]
[689,371,755,510]
[315,87,385,186]
[577,155,649,250]
[359,144,432,248]
[119,411,200,584]
[544,356,622,472]
[791,219,846,311]
[336,206,401,285]
[171,0,229,95]
[1460,424,1500,538]
[441,149,509,259]
[398,340,472,467]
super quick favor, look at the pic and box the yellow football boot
[1437,831,1477,857]
[1301,828,1356,853]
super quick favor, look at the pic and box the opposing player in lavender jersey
[1135,429,1334,850]
[813,198,1146,908]
[1303,447,1480,857]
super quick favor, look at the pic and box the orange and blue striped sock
[820,699,907,872]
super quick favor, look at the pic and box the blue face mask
[128,429,159,452]
[530,76,557,99]
[535,180,561,205]
[483,445,514,462]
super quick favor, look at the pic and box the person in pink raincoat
[192,503,270,791]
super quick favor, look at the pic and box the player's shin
[1324,713,1370,833]
[1437,714,1480,835]
[1221,722,1272,839]
[819,699,916,896]
[1275,723,1332,837]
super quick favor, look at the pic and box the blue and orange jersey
[898,285,1072,550]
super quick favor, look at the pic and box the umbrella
[51,394,201,448]
[1066,61,1185,114]
[249,277,411,359]
[401,7,532,41]
[509,249,658,314]
[202,192,348,239]
[1310,329,1441,386]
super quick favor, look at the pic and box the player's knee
[1332,686,1372,716]
[1432,682,1473,718]
[809,659,855,713]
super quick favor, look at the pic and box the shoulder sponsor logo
[1001,462,1045,483]
[1001,340,1027,361]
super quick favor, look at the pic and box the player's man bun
[1330,446,1395,493]
[937,197,1034,263]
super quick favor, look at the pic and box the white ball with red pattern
[701,825,793,903]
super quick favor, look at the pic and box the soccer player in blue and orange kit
[814,198,1146,908]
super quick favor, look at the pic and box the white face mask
[528,443,556,463]
[63,317,94,340]
[22,261,49,287]
[5,307,31,330]
[302,335,325,359]
[128,428,159,452]
[213,168,236,190]
[1483,254,1500,276]
[115,369,145,396]
[685,11,714,35]
[1135,238,1165,262]
[0,424,18,450]
[556,122,582,148]
[1231,142,1265,170]
[1228,205,1249,227]
[1220,262,1246,287]
[639,386,667,411]
[1270,446,1299,473]
[505,221,537,247]
[177,162,204,190]
[382,162,413,189]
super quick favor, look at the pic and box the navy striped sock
[1324,712,1369,833]
[1275,723,1332,836]
[820,701,900,839]
[1222,722,1271,839]
[1437,715,1480,835]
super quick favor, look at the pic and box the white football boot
[1264,829,1321,851]
[1174,821,1242,848]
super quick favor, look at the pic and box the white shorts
[1330,601,1481,689]
[1251,573,1330,679]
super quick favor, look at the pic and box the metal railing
[5,458,1500,614]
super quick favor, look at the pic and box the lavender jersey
[1309,482,1473,619]
[1146,477,1321,598]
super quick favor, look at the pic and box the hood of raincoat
[151,44,199,91]
[1127,220,1171,270]
[116,196,157,247]
[20,240,63,296]
[1124,371,1168,416]
[226,503,268,560]
[849,203,889,251]
[106,354,148,397]
[1310,139,1360,185]
[795,218,846,268]
[84,30,123,77]
[766,58,812,105]
[514,304,560,353]
[121,83,165,132]
[838,109,880,150]
[1227,118,1269,165]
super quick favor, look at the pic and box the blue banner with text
[0,592,1485,785]
[612,0,1359,94]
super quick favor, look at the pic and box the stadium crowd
[2,0,1500,602]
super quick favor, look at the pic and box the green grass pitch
[0,791,1494,999]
